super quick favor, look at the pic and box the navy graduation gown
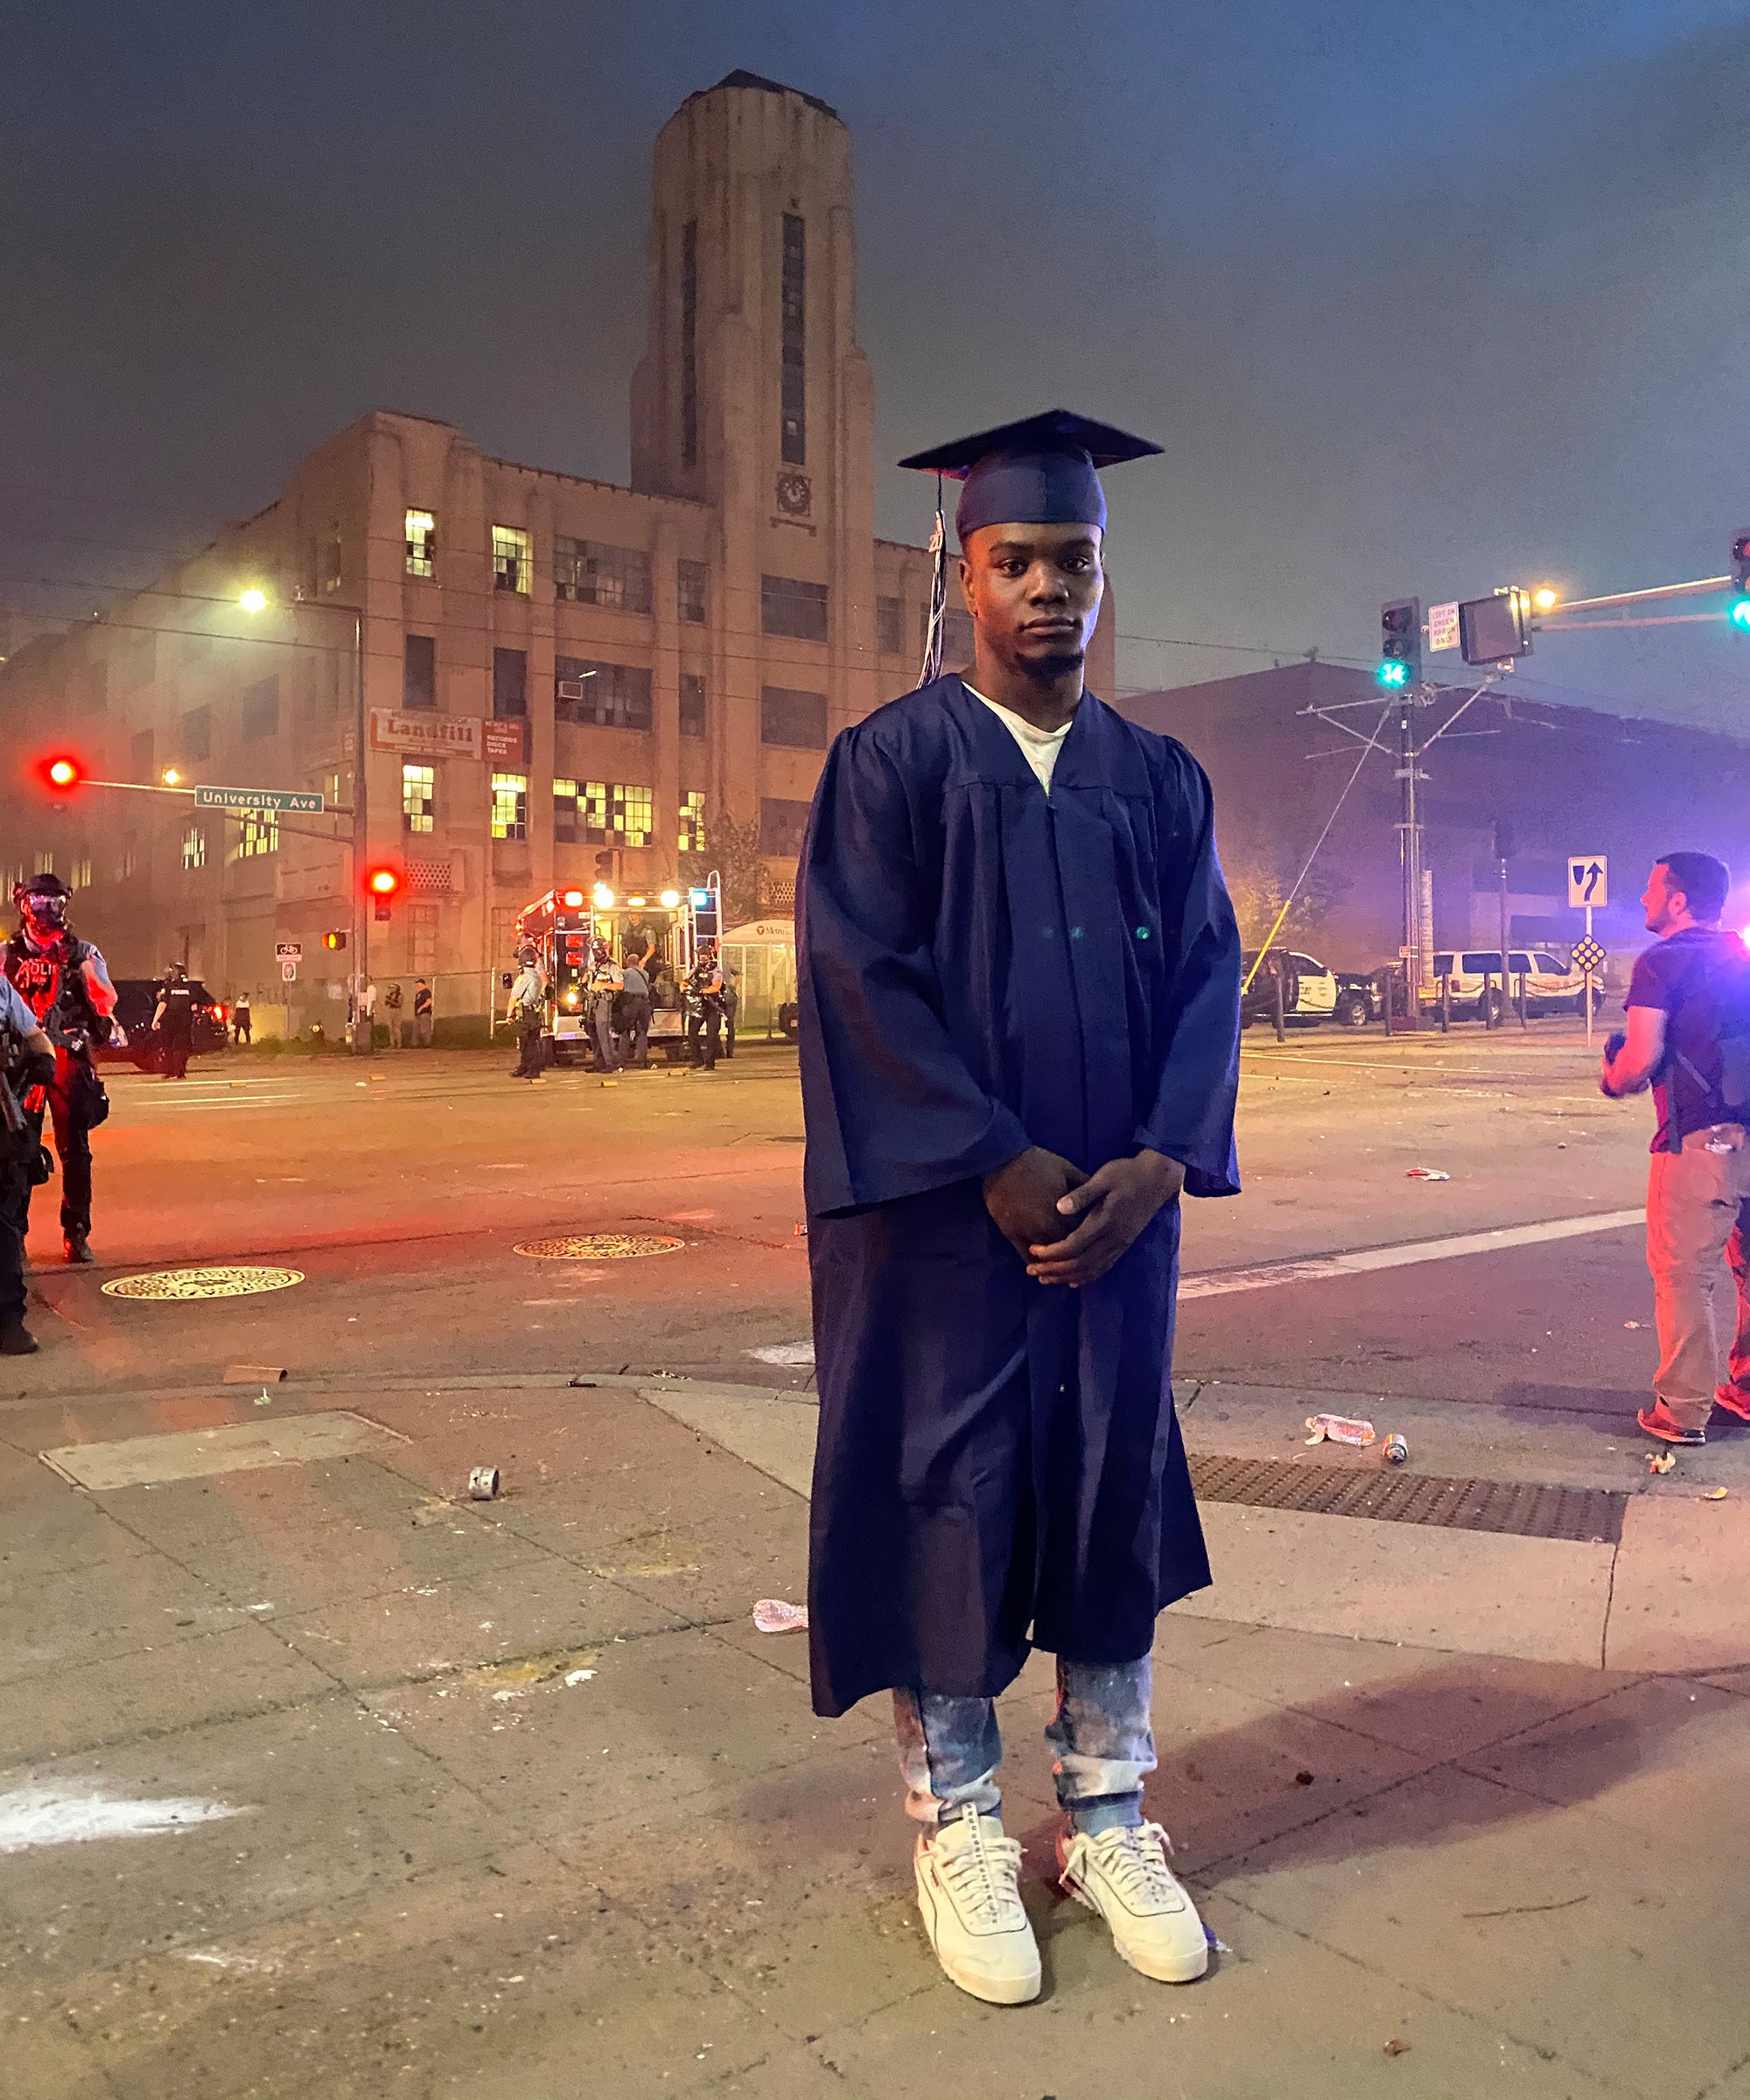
[798,676,1242,1718]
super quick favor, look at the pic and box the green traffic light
[1731,598,1750,634]
[1376,659,1410,687]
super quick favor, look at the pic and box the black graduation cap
[899,409,1161,541]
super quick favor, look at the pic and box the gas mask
[15,884,68,947]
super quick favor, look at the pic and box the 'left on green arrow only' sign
[193,786,326,814]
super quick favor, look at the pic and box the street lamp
[238,586,269,614]
[161,766,182,788]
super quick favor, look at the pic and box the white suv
[1424,948,1594,1021]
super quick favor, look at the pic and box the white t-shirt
[965,682,1076,792]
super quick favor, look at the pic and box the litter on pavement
[1306,1413,1376,1447]
[467,1466,501,1501]
[1703,1487,1729,1500]
[1648,1451,1676,1474]
[1405,1167,1450,1180]
[752,1599,809,1634]
[1382,1434,1409,1466]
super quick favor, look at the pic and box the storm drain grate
[1188,1452,1626,1545]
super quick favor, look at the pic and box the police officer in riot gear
[684,940,724,1072]
[153,963,196,1081]
[4,875,121,1265]
[0,977,59,1353]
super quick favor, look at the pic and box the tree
[681,813,767,927]
[1222,821,1351,951]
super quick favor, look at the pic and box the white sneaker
[1056,1821,1208,1984]
[914,1808,1041,2006]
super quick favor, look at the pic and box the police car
[1240,950,1378,1030]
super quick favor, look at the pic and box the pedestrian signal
[1377,598,1420,690]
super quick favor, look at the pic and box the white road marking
[0,1785,248,1854]
[1180,1208,1642,1300]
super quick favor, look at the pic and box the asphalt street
[6,1018,1748,2100]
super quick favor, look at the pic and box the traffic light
[1459,588,1532,666]
[367,866,400,922]
[1377,599,1421,690]
[1730,530,1750,634]
[322,931,347,950]
[38,755,82,794]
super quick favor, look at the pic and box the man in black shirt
[1602,851,1750,1446]
[153,966,196,1082]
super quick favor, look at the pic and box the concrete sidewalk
[3,1371,1747,2098]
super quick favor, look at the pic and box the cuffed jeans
[892,1656,1155,1837]
[1648,1128,1750,1431]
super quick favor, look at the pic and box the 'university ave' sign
[195,785,326,814]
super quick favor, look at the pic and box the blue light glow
[1376,659,1410,687]
[1730,598,1750,633]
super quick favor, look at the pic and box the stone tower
[631,72,878,872]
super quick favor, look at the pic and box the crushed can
[1382,1434,1409,1466]
[467,1466,500,1501]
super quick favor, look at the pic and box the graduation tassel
[919,472,947,686]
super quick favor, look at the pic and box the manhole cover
[102,1266,305,1302]
[514,1234,685,1262]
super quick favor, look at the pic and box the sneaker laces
[1088,1822,1186,1911]
[934,1810,1026,1928]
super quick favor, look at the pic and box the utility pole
[1396,695,1421,1031]
[1494,820,1512,1032]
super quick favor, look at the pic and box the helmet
[16,872,71,942]
[515,942,539,966]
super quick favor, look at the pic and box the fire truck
[513,875,721,1065]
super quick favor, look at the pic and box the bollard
[1439,973,1451,1033]
[1516,970,1529,1029]
[1382,968,1393,1038]
[1271,964,1286,1043]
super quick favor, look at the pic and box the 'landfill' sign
[1567,856,1607,909]
[196,785,326,815]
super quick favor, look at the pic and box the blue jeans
[892,1657,1155,1837]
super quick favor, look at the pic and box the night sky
[4,1,1748,725]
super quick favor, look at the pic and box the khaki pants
[1647,1127,1750,1430]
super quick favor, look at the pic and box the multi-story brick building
[0,68,1118,1027]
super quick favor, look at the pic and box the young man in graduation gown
[797,410,1242,2006]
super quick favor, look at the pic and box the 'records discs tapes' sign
[370,710,525,764]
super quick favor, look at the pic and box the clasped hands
[983,1144,1185,1289]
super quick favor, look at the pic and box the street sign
[1427,600,1460,653]
[1572,934,1606,974]
[1567,855,1608,908]
[275,941,303,960]
[195,785,326,815]
[281,959,298,983]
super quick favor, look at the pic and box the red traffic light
[40,755,81,791]
[367,866,400,898]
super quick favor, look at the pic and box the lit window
[33,853,53,877]
[402,763,435,835]
[182,827,206,872]
[405,509,437,578]
[491,772,528,841]
[492,526,531,594]
[578,782,653,848]
[679,789,706,856]
[69,857,92,889]
[554,777,579,844]
[234,809,278,860]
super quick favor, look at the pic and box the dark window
[761,574,829,642]
[780,212,806,466]
[179,705,211,763]
[555,657,652,731]
[681,218,699,471]
[877,597,904,654]
[1460,952,1500,976]
[130,727,155,780]
[677,557,708,623]
[760,797,813,856]
[122,630,156,689]
[403,634,437,710]
[922,603,975,662]
[242,675,279,741]
[493,648,528,720]
[760,686,828,750]
[553,538,653,612]
[679,674,706,738]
